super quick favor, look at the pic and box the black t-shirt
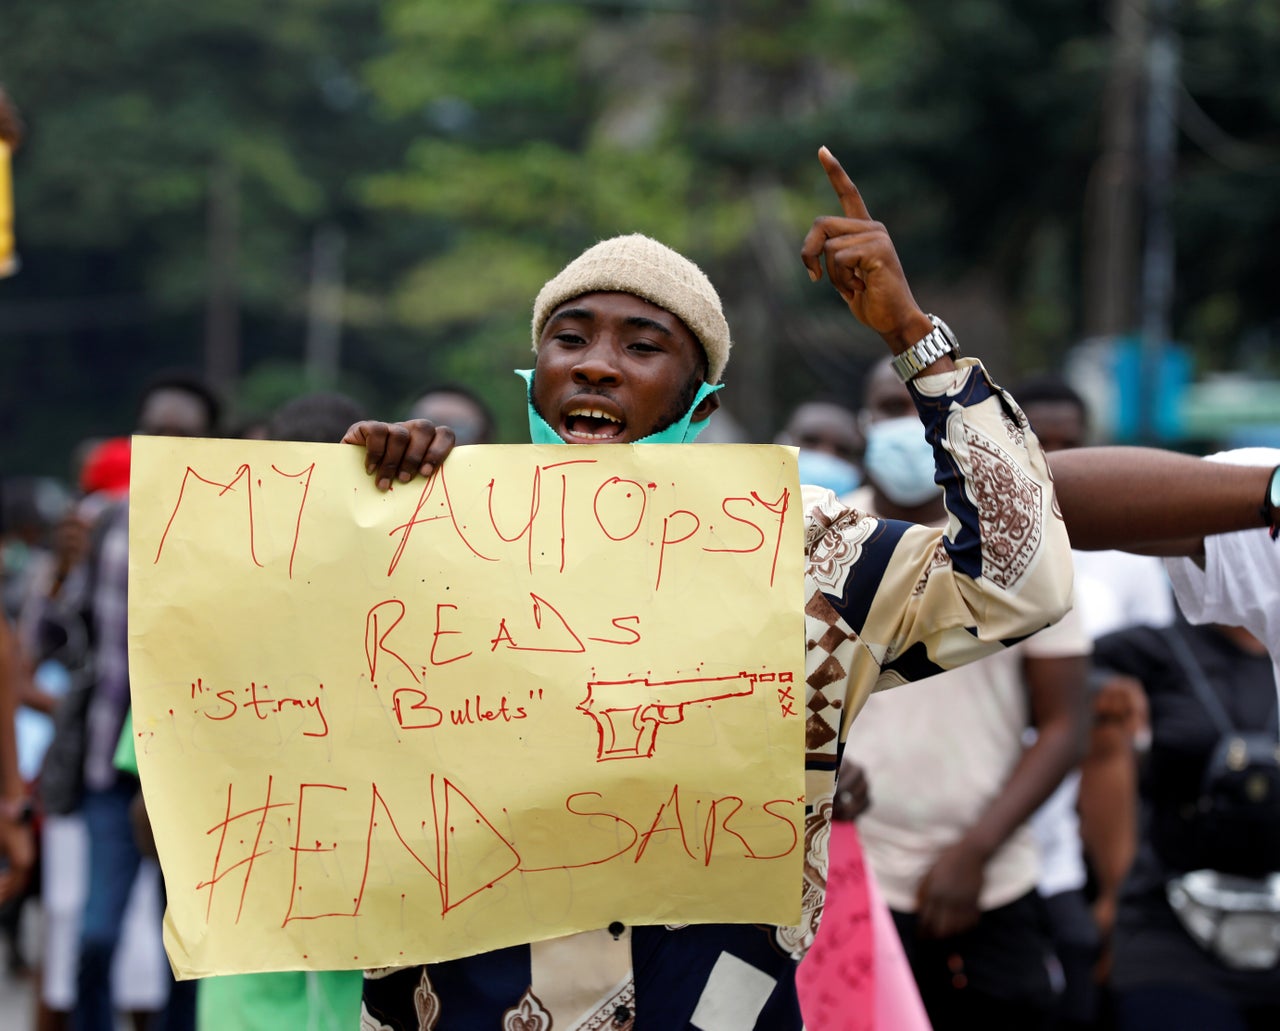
[1098,621,1277,877]
[1094,620,1280,999]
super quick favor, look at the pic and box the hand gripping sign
[127,437,805,977]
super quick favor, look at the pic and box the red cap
[79,437,131,497]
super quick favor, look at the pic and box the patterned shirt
[360,359,1074,1031]
[84,498,133,792]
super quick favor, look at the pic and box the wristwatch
[890,315,961,383]
[1262,465,1280,541]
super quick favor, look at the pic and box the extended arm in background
[1049,447,1276,554]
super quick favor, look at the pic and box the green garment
[114,709,138,775]
[196,970,363,1031]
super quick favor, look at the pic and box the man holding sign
[341,148,1076,1030]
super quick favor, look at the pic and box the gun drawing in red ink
[578,672,767,761]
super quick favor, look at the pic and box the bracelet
[1261,465,1280,541]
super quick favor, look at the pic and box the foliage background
[1,0,1278,472]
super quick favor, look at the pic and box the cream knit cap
[531,234,732,384]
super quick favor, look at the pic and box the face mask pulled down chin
[515,370,722,445]
[862,415,940,507]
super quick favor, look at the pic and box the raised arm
[801,147,946,367]
[799,148,1074,716]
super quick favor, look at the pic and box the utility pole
[1139,0,1180,441]
[305,223,345,390]
[1083,0,1147,341]
[205,162,241,397]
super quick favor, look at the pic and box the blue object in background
[16,659,70,780]
[796,449,861,496]
[1111,337,1191,443]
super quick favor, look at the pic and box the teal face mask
[515,369,722,445]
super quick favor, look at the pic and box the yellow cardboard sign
[128,437,805,977]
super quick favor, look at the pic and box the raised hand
[800,147,933,351]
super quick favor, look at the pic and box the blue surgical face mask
[515,370,722,445]
[861,415,939,507]
[796,449,861,497]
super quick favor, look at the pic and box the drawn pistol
[577,673,756,761]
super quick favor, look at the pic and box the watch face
[1270,468,1280,509]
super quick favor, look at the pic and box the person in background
[1154,447,1280,701]
[1090,616,1280,1030]
[1014,375,1175,1031]
[21,438,151,1031]
[0,500,36,935]
[0,475,73,981]
[1,477,72,623]
[405,383,497,445]
[72,374,219,1031]
[838,358,1090,1030]
[774,398,862,498]
[0,612,35,922]
[1077,443,1280,1028]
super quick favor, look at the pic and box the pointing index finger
[818,146,872,221]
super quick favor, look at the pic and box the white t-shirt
[1073,549,1176,641]
[1164,447,1280,697]
[847,605,1089,913]
[1031,550,1175,897]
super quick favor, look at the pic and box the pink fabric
[865,844,932,1031]
[797,820,931,1031]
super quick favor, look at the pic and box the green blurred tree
[1,0,1277,475]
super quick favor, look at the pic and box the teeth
[566,407,620,423]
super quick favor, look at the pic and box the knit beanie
[531,234,732,384]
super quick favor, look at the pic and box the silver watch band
[889,315,960,383]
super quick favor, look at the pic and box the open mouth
[562,404,625,442]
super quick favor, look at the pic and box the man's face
[1020,400,1085,453]
[783,402,862,464]
[137,388,211,438]
[531,291,717,443]
[409,392,491,445]
[861,361,915,426]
